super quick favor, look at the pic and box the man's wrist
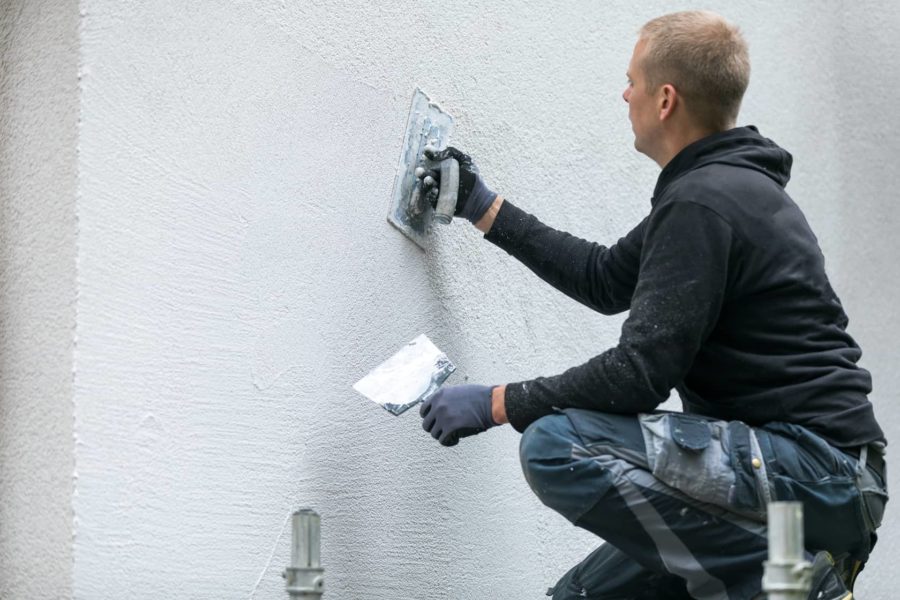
[475,196,504,233]
[491,384,509,425]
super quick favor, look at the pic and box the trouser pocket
[769,473,861,553]
[860,488,888,532]
[761,423,872,555]
[857,452,888,531]
[638,413,768,519]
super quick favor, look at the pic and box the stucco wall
[2,0,897,598]
[0,1,78,598]
[821,3,900,583]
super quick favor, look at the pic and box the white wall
[2,1,898,598]
[0,1,78,598]
[820,3,900,582]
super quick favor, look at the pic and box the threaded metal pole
[763,502,811,600]
[283,509,325,599]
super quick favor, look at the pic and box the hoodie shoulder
[653,127,794,203]
[659,161,786,214]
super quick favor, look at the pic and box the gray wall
[825,2,900,580]
[1,1,898,598]
[0,1,78,598]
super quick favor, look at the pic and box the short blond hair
[639,11,750,131]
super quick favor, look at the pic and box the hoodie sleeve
[485,200,644,315]
[502,199,734,432]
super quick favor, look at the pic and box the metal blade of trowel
[353,334,456,415]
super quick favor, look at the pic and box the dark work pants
[519,409,887,600]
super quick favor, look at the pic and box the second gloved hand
[418,146,497,224]
[420,384,498,447]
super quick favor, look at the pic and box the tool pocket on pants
[762,423,869,554]
[857,460,888,532]
[639,413,767,518]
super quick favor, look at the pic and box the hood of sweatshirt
[652,126,794,203]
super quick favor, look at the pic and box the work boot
[808,551,852,600]
[830,553,864,593]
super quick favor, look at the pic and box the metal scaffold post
[763,502,812,600]
[283,509,325,599]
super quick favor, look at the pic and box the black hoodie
[486,126,884,448]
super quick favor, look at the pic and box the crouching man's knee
[519,413,597,521]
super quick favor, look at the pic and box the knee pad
[519,414,583,506]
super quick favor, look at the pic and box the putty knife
[353,334,456,415]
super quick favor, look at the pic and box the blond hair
[639,11,750,131]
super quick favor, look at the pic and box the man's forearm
[475,196,504,233]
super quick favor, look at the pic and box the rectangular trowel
[387,88,459,249]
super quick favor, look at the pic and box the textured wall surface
[822,3,900,586]
[0,1,78,598]
[1,0,894,598]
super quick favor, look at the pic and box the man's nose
[622,87,630,103]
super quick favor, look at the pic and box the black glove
[420,384,498,446]
[418,146,497,224]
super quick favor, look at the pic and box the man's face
[623,39,660,157]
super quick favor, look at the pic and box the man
[417,10,887,600]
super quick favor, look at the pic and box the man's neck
[655,124,726,168]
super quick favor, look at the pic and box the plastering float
[387,88,459,249]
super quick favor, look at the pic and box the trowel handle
[433,158,459,225]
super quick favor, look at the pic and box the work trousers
[519,409,888,600]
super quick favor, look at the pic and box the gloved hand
[420,384,498,447]
[417,146,497,224]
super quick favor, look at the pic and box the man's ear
[659,84,677,121]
